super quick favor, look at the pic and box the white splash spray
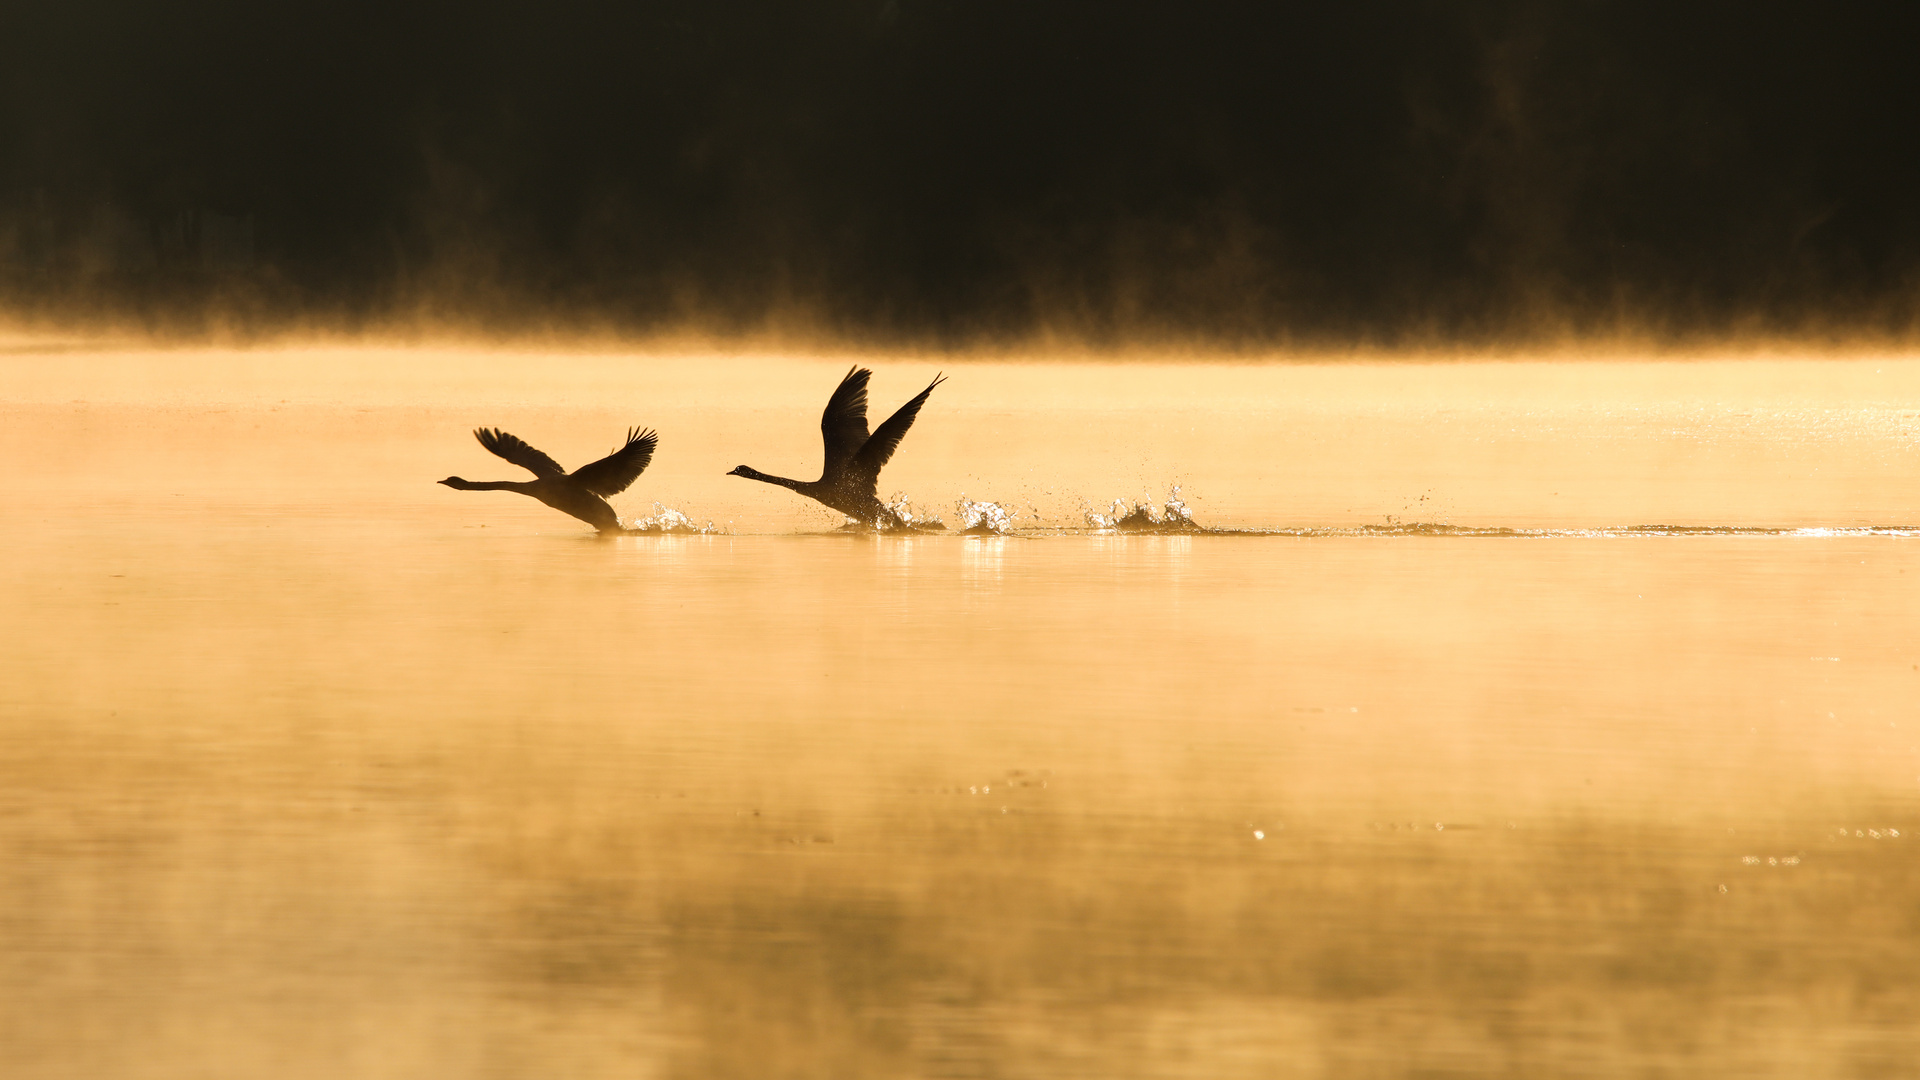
[955,496,1016,534]
[627,504,724,533]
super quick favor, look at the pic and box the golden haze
[3,342,1918,1077]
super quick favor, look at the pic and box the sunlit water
[4,344,1919,1078]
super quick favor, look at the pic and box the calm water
[4,344,1919,1078]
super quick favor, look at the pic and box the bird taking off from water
[440,426,657,533]
[728,366,945,528]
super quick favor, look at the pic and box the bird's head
[437,476,463,488]
[726,466,753,478]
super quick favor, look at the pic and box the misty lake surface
[4,344,1919,1078]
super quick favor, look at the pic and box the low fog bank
[5,2,1920,350]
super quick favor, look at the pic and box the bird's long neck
[735,466,807,493]
[445,478,533,492]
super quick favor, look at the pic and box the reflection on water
[2,348,1919,1077]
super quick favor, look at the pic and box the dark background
[3,0,1918,346]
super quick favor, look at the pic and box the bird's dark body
[521,477,625,531]
[440,426,656,533]
[729,367,944,529]
[439,476,623,531]
[725,467,893,524]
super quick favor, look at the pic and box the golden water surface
[4,344,1919,1078]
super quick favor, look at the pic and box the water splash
[1085,486,1201,532]
[955,496,1016,534]
[883,493,945,530]
[1163,487,1195,526]
[627,504,724,534]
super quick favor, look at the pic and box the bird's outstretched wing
[570,427,657,496]
[852,373,945,481]
[475,428,567,478]
[819,367,873,483]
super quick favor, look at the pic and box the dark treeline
[3,1,1918,346]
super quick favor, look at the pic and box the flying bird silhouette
[440,426,657,533]
[728,366,945,528]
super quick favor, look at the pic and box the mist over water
[10,2,1920,1071]
[4,344,1920,1077]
